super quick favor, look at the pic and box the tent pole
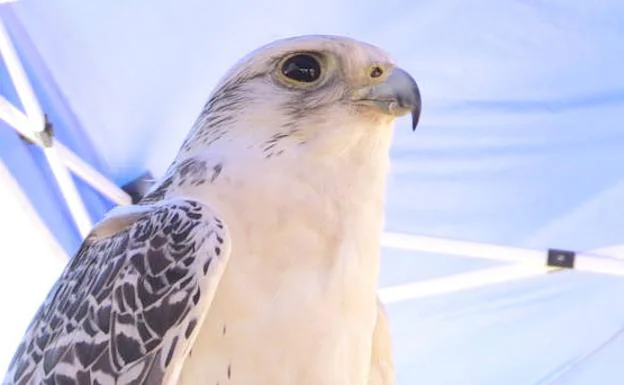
[0,96,132,206]
[382,232,624,276]
[378,264,556,304]
[0,18,93,238]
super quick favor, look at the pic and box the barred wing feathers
[3,198,230,385]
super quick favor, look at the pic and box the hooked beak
[354,67,422,130]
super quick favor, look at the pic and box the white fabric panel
[0,161,66,373]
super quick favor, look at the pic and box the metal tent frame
[0,17,131,240]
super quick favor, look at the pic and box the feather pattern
[3,198,230,385]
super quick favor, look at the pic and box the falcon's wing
[3,198,230,385]
[367,297,395,385]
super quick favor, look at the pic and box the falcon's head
[179,35,421,162]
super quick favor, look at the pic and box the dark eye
[281,54,322,83]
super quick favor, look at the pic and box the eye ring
[280,53,322,84]
[370,65,384,79]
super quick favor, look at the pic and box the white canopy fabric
[0,161,67,370]
[1,1,623,384]
[7,0,624,251]
[380,248,624,384]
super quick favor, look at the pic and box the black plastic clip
[546,248,576,269]
[17,113,54,147]
[122,172,156,204]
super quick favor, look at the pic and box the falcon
[3,35,421,385]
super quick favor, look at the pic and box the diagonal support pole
[0,18,93,238]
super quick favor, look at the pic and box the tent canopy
[5,1,624,251]
[1,1,624,384]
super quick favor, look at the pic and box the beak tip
[411,102,421,131]
[395,67,421,132]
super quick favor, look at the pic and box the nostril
[370,66,384,79]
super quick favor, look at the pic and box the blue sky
[9,0,624,251]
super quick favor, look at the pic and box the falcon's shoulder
[3,198,231,385]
